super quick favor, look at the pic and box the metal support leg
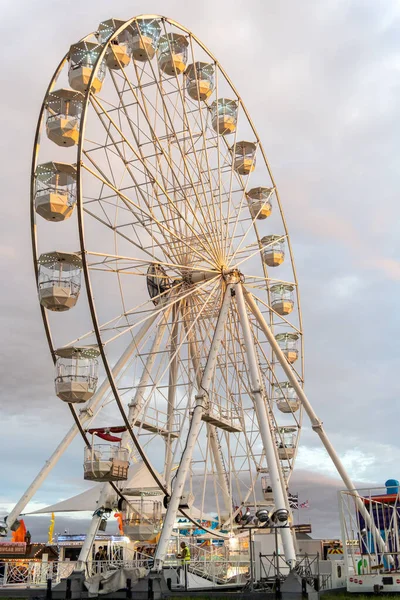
[5,313,158,531]
[153,283,234,569]
[244,286,390,559]
[165,304,179,485]
[76,312,171,568]
[75,484,113,571]
[235,283,297,568]
[182,310,232,515]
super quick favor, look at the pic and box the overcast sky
[1,0,400,542]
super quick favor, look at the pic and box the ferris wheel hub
[222,268,242,284]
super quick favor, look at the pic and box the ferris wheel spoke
[104,274,220,347]
[186,300,262,513]
[89,94,221,267]
[108,71,193,256]
[85,251,218,281]
[133,34,225,260]
[83,104,193,266]
[155,29,226,259]
[82,159,217,268]
[118,76,223,266]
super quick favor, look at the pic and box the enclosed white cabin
[35,162,76,222]
[246,187,273,220]
[55,346,100,403]
[276,427,297,460]
[275,332,299,364]
[157,33,188,75]
[46,89,83,147]
[130,18,161,61]
[84,444,129,482]
[97,18,132,70]
[211,98,238,135]
[261,476,274,503]
[270,284,294,315]
[232,141,257,175]
[274,382,300,414]
[68,41,106,94]
[185,62,214,101]
[121,496,162,541]
[261,235,285,267]
[38,251,82,311]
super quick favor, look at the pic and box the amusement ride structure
[1,14,385,584]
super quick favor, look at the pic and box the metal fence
[0,557,250,589]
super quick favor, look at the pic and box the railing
[0,558,155,587]
[0,561,75,587]
[259,553,332,591]
[0,555,249,589]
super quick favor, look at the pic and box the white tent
[26,461,162,514]
[27,461,217,522]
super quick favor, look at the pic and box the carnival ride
[1,15,386,584]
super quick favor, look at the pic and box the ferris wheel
[8,15,312,567]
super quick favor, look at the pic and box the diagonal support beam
[5,313,159,532]
[243,286,390,561]
[235,283,297,567]
[75,310,172,569]
[153,282,234,569]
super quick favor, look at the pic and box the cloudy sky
[1,0,400,541]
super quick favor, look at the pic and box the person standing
[176,541,190,585]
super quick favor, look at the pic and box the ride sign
[0,542,26,555]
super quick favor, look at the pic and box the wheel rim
[31,15,304,535]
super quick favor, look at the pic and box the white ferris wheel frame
[4,14,386,570]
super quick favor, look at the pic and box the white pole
[153,282,234,569]
[6,313,158,531]
[121,312,171,454]
[182,313,232,515]
[75,312,171,567]
[165,304,179,485]
[75,483,113,571]
[244,286,390,559]
[235,283,297,567]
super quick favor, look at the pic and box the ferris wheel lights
[158,33,189,76]
[45,89,84,147]
[256,508,270,524]
[37,251,82,312]
[34,163,77,222]
[68,41,107,94]
[83,444,129,482]
[211,98,238,135]
[185,62,215,101]
[54,346,100,403]
[261,235,285,267]
[232,141,257,175]
[272,508,289,524]
[275,333,300,364]
[130,18,161,62]
[246,187,273,220]
[274,382,301,414]
[270,284,295,316]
